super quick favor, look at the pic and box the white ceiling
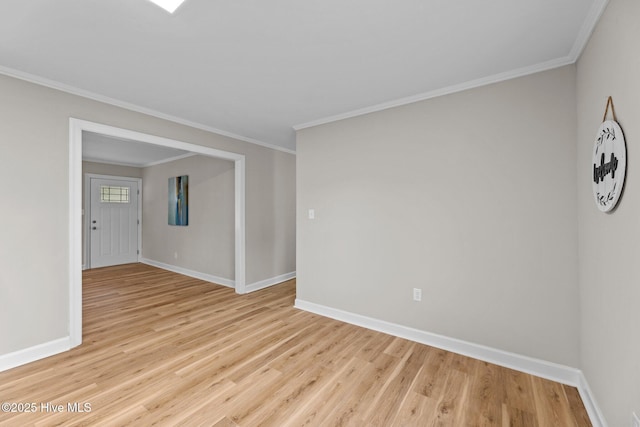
[0,0,607,152]
[83,131,192,167]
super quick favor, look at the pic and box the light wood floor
[0,263,590,426]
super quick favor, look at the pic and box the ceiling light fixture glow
[148,0,186,13]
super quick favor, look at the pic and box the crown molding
[294,0,609,132]
[0,65,296,155]
[568,0,609,61]
[83,152,197,169]
[0,0,607,150]
[294,57,573,131]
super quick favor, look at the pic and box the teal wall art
[168,175,188,226]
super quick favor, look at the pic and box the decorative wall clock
[592,97,626,212]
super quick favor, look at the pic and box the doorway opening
[69,118,246,348]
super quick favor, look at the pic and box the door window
[100,185,130,203]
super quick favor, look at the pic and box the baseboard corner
[245,271,296,293]
[577,371,608,427]
[140,258,235,288]
[294,298,603,424]
[0,337,71,373]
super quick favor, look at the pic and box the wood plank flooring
[0,263,591,426]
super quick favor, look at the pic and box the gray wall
[83,161,143,179]
[142,155,235,280]
[297,65,580,367]
[0,73,295,356]
[577,0,640,425]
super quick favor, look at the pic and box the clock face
[592,120,626,212]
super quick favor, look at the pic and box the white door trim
[84,174,142,269]
[69,118,247,348]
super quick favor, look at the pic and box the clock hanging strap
[602,96,618,122]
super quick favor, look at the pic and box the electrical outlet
[174,252,178,260]
[413,288,422,302]
[308,209,315,220]
[632,412,640,427]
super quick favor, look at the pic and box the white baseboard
[0,337,71,373]
[140,258,235,288]
[245,271,296,293]
[294,299,606,427]
[0,292,606,426]
[578,372,608,427]
[140,259,294,294]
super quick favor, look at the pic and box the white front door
[89,177,139,268]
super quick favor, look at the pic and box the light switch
[308,209,315,220]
